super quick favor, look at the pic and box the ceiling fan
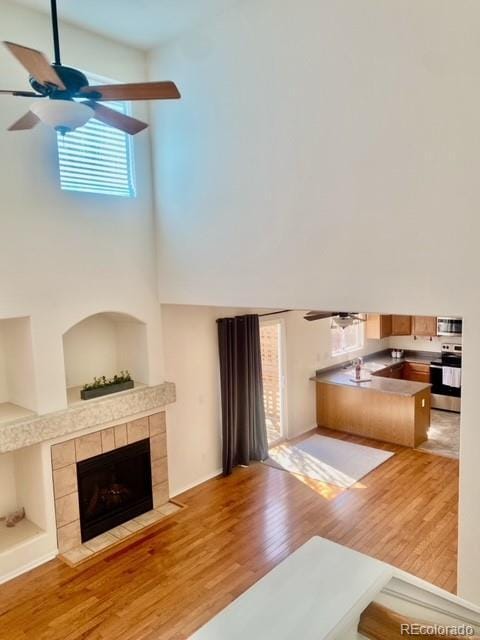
[1,0,181,135]
[304,311,366,329]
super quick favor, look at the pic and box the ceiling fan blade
[8,110,40,131]
[304,311,340,321]
[0,89,42,97]
[3,41,66,90]
[78,81,180,101]
[85,101,148,135]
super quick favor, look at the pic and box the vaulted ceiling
[10,0,240,49]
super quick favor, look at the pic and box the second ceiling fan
[304,311,366,329]
[1,0,181,135]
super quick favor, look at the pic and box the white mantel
[0,382,175,454]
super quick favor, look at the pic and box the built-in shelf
[0,316,37,418]
[66,382,147,408]
[63,312,149,410]
[0,402,35,426]
[0,518,45,554]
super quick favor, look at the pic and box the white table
[190,536,393,640]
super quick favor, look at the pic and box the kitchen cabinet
[391,315,412,336]
[366,314,392,340]
[373,361,431,384]
[412,316,437,337]
[373,363,403,379]
[315,382,430,447]
[403,362,430,383]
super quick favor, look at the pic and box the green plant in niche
[82,370,132,391]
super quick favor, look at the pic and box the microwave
[437,317,462,337]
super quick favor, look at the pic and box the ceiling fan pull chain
[50,0,61,66]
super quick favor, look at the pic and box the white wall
[0,453,17,518]
[2,317,37,411]
[0,330,9,404]
[0,317,37,410]
[15,444,50,530]
[63,315,118,387]
[161,305,223,496]
[0,0,163,414]
[388,335,462,354]
[116,320,149,385]
[149,0,480,600]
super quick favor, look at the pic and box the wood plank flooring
[0,428,458,640]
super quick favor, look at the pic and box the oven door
[437,317,462,336]
[430,364,461,412]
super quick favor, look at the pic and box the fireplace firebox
[77,439,153,542]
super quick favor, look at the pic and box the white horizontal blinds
[57,85,136,197]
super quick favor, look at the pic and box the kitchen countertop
[364,351,436,367]
[310,350,436,397]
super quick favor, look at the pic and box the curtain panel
[217,314,268,475]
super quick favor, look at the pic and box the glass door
[260,319,287,447]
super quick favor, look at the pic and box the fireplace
[77,439,153,542]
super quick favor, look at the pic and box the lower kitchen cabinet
[374,363,403,379]
[316,382,430,447]
[373,361,431,384]
[402,362,430,383]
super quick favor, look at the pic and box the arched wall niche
[0,316,37,422]
[62,312,149,404]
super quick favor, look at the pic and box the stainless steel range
[430,343,462,413]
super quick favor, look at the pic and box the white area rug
[264,435,394,488]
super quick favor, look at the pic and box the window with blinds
[57,78,136,198]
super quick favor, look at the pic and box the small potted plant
[80,370,134,400]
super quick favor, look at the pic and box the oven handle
[430,364,462,369]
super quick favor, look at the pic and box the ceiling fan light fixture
[332,316,355,329]
[30,99,93,134]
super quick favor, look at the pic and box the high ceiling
[10,0,239,49]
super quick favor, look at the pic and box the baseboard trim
[171,468,223,497]
[0,550,57,585]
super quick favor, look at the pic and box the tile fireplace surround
[0,382,176,583]
[52,411,169,554]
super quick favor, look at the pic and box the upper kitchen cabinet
[366,314,392,339]
[412,315,437,337]
[391,315,412,336]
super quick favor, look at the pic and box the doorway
[260,319,287,447]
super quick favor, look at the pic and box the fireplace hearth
[77,439,153,542]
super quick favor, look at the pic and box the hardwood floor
[0,428,458,640]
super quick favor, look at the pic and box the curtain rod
[217,310,291,322]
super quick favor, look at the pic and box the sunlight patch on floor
[269,444,360,488]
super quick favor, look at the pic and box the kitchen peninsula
[311,353,432,447]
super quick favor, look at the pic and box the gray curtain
[217,314,268,475]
